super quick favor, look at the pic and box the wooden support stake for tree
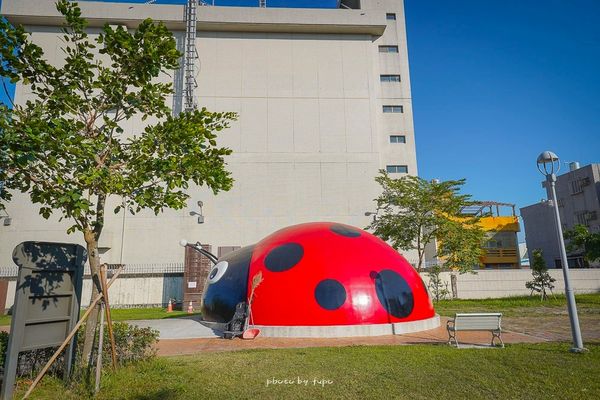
[22,267,124,400]
[95,302,105,394]
[100,265,117,370]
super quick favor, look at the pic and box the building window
[379,45,399,53]
[386,165,408,174]
[386,13,397,20]
[383,105,403,113]
[571,180,583,194]
[570,177,591,195]
[576,210,598,226]
[575,211,589,226]
[389,135,406,143]
[380,74,401,82]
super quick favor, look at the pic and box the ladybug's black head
[200,245,254,324]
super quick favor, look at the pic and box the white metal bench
[447,313,504,348]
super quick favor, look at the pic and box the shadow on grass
[133,389,181,400]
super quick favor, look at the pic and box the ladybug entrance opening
[374,269,414,318]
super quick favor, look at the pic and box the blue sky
[2,0,599,234]
[405,0,600,221]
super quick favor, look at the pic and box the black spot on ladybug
[314,279,346,310]
[330,224,361,238]
[374,269,414,318]
[264,243,304,272]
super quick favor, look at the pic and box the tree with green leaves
[436,216,485,273]
[367,172,484,272]
[526,249,556,300]
[564,224,600,264]
[0,1,236,368]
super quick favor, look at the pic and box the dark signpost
[1,242,86,400]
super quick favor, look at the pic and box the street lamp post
[536,151,586,352]
[364,211,378,223]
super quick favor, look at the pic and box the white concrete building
[0,0,419,267]
[521,163,600,268]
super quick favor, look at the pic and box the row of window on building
[381,12,406,175]
[386,165,408,174]
[381,74,401,82]
[379,45,399,53]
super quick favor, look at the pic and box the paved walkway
[129,315,221,339]
[129,316,547,357]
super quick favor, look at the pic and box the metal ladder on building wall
[184,0,198,112]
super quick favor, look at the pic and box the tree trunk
[81,228,102,369]
[416,234,423,272]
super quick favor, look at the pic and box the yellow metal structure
[477,208,521,269]
[478,216,520,232]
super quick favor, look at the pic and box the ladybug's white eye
[208,261,229,284]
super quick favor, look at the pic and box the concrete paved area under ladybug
[128,315,222,339]
[130,312,600,355]
[148,316,548,356]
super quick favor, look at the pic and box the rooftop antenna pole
[147,0,200,111]
[184,0,199,111]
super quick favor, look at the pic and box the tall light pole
[536,151,586,352]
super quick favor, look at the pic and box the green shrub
[526,249,556,300]
[0,321,158,380]
[104,322,159,365]
[0,330,8,367]
[77,321,159,368]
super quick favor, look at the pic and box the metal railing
[482,248,518,258]
[0,263,185,278]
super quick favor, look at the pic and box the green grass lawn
[1,293,598,327]
[108,307,201,321]
[0,314,11,326]
[0,307,200,327]
[19,342,600,400]
[434,293,600,317]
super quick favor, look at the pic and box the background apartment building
[521,163,600,268]
[0,0,420,269]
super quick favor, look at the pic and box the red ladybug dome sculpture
[200,222,439,337]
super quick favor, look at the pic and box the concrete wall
[3,274,184,310]
[3,267,600,311]
[421,269,600,300]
